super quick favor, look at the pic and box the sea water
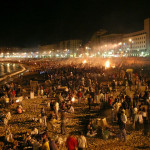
[0,62,22,77]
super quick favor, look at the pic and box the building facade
[89,18,150,57]
[39,39,82,57]
[122,30,147,56]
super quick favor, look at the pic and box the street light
[118,42,122,45]
[129,39,134,56]
[129,39,132,42]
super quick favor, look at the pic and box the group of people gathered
[0,59,150,149]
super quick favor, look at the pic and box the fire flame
[72,97,75,102]
[105,60,110,69]
[82,60,87,64]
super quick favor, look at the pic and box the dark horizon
[0,0,150,48]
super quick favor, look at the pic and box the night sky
[0,0,150,47]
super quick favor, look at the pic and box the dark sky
[0,0,150,47]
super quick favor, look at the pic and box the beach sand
[0,64,150,150]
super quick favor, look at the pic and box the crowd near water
[0,58,150,150]
[0,63,22,77]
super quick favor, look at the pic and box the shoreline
[0,63,26,83]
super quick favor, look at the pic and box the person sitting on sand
[5,129,14,143]
[25,134,32,147]
[87,121,94,135]
[68,105,74,113]
[12,140,19,150]
[6,112,11,121]
[87,120,97,137]
[48,111,57,130]
[102,127,111,140]
[31,127,39,135]
[16,105,24,114]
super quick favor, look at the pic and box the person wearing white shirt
[133,106,138,124]
[78,131,87,150]
[121,113,127,124]
[55,101,59,120]
[120,109,127,142]
[69,106,74,113]
[142,107,149,136]
[31,128,38,135]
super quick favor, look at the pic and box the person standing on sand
[88,95,92,111]
[41,108,47,126]
[41,86,44,97]
[54,101,59,120]
[77,90,82,104]
[48,137,58,150]
[119,109,127,142]
[66,133,77,150]
[142,107,149,136]
[61,111,66,135]
[42,139,50,150]
[77,131,87,150]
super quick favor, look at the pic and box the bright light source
[83,60,87,64]
[16,100,19,103]
[85,53,89,56]
[129,39,132,42]
[72,97,75,102]
[105,60,110,69]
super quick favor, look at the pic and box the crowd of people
[0,58,150,149]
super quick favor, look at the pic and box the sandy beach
[0,88,150,150]
[0,58,150,150]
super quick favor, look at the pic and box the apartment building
[89,18,150,57]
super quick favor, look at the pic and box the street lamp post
[129,39,133,56]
